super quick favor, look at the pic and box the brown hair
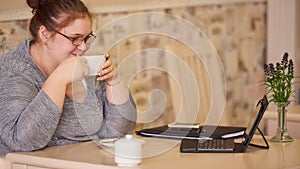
[27,0,92,41]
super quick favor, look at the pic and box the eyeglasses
[53,30,96,46]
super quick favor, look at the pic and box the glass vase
[270,102,293,142]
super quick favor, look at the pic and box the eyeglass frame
[53,30,96,46]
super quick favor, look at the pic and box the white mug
[82,54,106,76]
[114,135,142,167]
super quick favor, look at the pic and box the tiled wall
[0,1,267,129]
[0,20,30,57]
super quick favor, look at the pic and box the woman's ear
[39,25,51,44]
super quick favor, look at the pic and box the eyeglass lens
[73,34,95,46]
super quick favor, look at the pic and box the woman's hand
[55,56,89,85]
[97,54,128,104]
[97,54,118,83]
[57,57,89,102]
[42,56,89,108]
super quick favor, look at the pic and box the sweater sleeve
[97,82,137,138]
[0,70,61,152]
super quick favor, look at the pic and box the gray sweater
[0,40,137,156]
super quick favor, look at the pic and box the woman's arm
[96,54,130,104]
[42,56,89,109]
[0,73,61,152]
[95,54,137,137]
[100,93,137,137]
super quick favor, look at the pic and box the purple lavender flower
[263,52,295,103]
[288,59,294,78]
[281,52,289,67]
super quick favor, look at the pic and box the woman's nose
[77,41,89,53]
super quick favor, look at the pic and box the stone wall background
[0,1,267,130]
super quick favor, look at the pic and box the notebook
[136,108,251,140]
[180,95,269,153]
[136,124,246,140]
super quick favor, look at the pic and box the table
[5,136,300,169]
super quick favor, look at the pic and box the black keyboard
[180,138,235,152]
[197,139,235,151]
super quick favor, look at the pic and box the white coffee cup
[82,54,106,76]
[114,135,142,167]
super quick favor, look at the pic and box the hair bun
[27,0,49,13]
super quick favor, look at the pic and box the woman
[0,0,136,156]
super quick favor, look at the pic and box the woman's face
[47,16,92,67]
